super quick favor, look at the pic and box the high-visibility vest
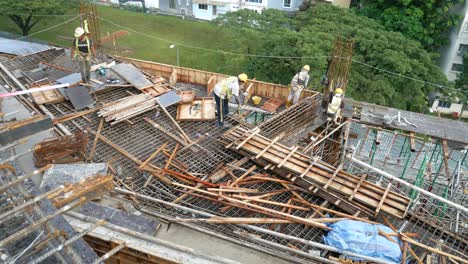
[219,77,237,98]
[74,37,91,58]
[327,95,342,114]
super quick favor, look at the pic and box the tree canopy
[354,0,462,50]
[213,4,450,112]
[0,0,78,36]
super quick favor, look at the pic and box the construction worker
[326,88,344,124]
[71,27,96,84]
[213,73,248,127]
[287,65,310,108]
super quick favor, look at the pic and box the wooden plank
[278,146,299,168]
[375,183,392,214]
[231,165,257,186]
[157,99,191,143]
[224,126,410,218]
[349,174,367,201]
[323,163,343,189]
[236,127,260,150]
[144,118,188,147]
[300,157,318,178]
[255,136,279,159]
[87,118,104,161]
[139,142,168,169]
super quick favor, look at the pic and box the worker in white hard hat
[287,65,310,108]
[71,26,96,84]
[326,88,344,125]
[213,73,248,127]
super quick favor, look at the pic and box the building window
[458,44,468,56]
[213,5,217,15]
[169,0,175,9]
[451,63,463,72]
[283,0,291,8]
[198,4,208,10]
[246,0,263,3]
[438,100,452,109]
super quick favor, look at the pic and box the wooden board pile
[97,93,157,125]
[220,126,411,219]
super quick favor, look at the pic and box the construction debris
[33,132,89,167]
[97,93,157,124]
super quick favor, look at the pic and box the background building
[439,1,468,82]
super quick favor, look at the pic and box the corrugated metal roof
[0,37,53,56]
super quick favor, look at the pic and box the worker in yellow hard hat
[326,88,344,124]
[287,65,310,108]
[213,73,248,127]
[71,26,96,84]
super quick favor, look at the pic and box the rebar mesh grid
[43,87,335,263]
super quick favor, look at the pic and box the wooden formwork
[117,57,319,101]
[222,126,411,219]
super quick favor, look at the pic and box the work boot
[286,101,291,109]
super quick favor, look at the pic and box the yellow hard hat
[335,88,344,94]
[238,73,248,82]
[303,65,310,71]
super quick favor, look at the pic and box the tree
[214,4,450,112]
[354,0,462,50]
[0,0,77,36]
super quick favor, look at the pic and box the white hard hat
[74,27,85,38]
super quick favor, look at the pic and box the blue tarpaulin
[323,220,402,263]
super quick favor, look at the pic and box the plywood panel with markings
[177,97,215,121]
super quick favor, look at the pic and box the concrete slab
[41,163,108,189]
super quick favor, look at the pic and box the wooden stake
[139,142,168,169]
[87,118,104,161]
[156,99,192,143]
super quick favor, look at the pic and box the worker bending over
[71,27,96,84]
[287,65,310,107]
[326,88,344,125]
[213,73,248,127]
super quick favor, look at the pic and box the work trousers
[78,56,91,83]
[214,93,229,126]
[288,86,302,105]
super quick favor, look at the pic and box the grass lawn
[0,5,243,75]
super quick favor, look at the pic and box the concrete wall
[439,1,468,81]
[192,3,230,20]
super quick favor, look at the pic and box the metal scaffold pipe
[348,155,468,215]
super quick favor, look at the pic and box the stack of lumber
[221,125,411,219]
[98,94,157,125]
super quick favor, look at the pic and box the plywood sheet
[177,90,195,103]
[260,98,284,113]
[65,85,94,110]
[111,63,153,89]
[157,90,181,107]
[141,84,172,97]
[177,97,215,121]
